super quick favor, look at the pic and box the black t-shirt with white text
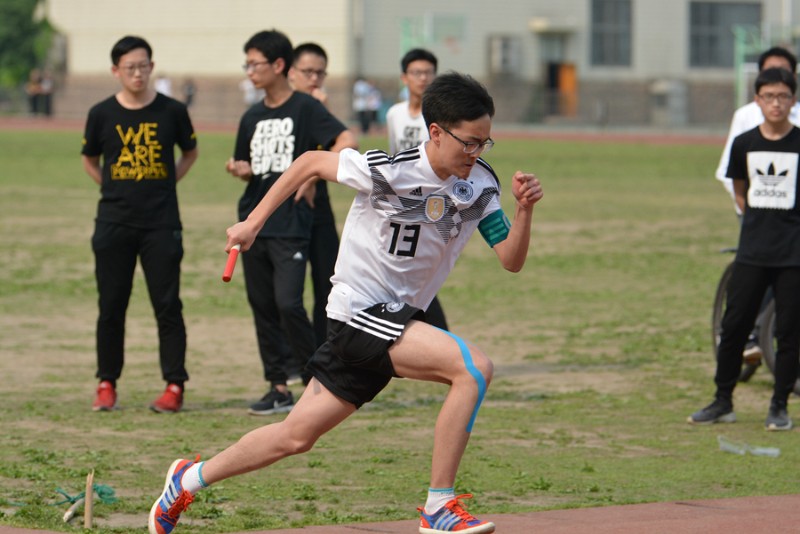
[82,93,197,230]
[233,91,347,238]
[727,125,800,267]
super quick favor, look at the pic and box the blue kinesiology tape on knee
[443,330,487,432]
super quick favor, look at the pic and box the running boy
[149,72,543,534]
[689,67,800,430]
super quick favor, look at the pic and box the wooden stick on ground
[83,469,94,529]
[62,497,85,523]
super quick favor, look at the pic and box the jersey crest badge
[453,181,474,202]
[426,196,446,222]
[386,302,404,313]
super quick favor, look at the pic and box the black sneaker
[766,405,792,431]
[248,389,294,415]
[687,399,736,425]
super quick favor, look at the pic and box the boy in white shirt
[386,48,449,329]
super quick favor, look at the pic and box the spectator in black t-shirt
[689,67,800,431]
[81,35,198,414]
[287,42,346,363]
[225,30,357,415]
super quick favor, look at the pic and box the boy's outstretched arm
[225,150,341,252]
[492,171,543,273]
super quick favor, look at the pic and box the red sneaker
[150,384,184,413]
[92,380,117,411]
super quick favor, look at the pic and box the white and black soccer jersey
[727,125,800,267]
[326,144,511,322]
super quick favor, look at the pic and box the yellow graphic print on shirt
[111,122,167,181]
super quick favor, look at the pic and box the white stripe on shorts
[348,311,405,340]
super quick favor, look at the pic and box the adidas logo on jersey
[409,186,423,196]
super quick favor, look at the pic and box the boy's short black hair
[755,67,798,94]
[294,42,327,63]
[758,46,798,73]
[111,36,152,65]
[244,29,294,76]
[422,72,494,129]
[401,48,438,73]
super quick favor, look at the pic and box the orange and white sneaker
[148,457,198,534]
[418,494,495,533]
[92,380,117,411]
[150,384,183,413]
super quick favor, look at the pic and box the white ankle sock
[424,487,454,515]
[181,462,207,495]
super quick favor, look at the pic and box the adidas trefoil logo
[409,186,423,197]
[292,251,304,261]
[756,162,789,187]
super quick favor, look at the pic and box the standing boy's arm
[295,129,358,204]
[492,171,543,273]
[227,150,342,252]
[733,178,747,214]
[82,155,102,185]
[176,148,199,182]
[330,129,359,152]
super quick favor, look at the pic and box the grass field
[1,126,796,533]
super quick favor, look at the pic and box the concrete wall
[46,0,352,77]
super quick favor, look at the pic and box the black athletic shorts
[307,302,425,408]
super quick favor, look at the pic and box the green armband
[478,210,511,247]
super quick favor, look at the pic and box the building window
[591,0,632,66]
[488,35,521,75]
[690,2,761,67]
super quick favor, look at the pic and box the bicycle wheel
[711,261,760,382]
[759,299,800,395]
[711,262,734,353]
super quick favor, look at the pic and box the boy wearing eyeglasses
[284,42,345,361]
[690,67,800,431]
[150,72,543,534]
[289,42,329,107]
[385,48,449,330]
[224,30,357,416]
[387,48,439,154]
[81,35,198,414]
[714,46,800,370]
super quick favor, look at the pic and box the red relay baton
[222,244,241,282]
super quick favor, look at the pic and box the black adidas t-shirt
[727,125,800,266]
[82,93,197,229]
[233,91,347,238]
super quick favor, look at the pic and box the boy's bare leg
[200,320,491,489]
[200,379,357,484]
[389,321,493,488]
